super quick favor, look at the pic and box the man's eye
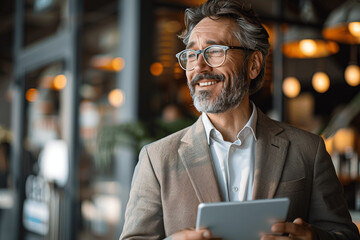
[207,49,222,56]
[187,53,196,59]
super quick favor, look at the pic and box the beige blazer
[120,109,359,240]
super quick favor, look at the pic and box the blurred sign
[23,199,49,235]
[23,175,50,235]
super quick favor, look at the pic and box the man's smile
[190,74,225,91]
[197,80,220,87]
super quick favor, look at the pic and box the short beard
[188,67,249,114]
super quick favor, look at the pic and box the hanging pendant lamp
[323,0,360,44]
[282,0,339,58]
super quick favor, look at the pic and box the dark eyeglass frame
[175,45,254,71]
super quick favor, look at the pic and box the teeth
[198,81,217,86]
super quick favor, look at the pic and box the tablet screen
[196,198,290,240]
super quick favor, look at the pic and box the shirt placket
[228,142,243,201]
[228,129,250,201]
[212,131,231,201]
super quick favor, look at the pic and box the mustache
[190,73,226,86]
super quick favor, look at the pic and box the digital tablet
[196,198,290,240]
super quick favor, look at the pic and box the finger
[190,229,212,239]
[198,229,211,239]
[292,218,316,239]
[292,218,312,234]
[293,218,305,225]
[172,229,212,240]
[271,222,306,235]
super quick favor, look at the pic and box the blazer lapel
[252,110,289,200]
[178,117,222,203]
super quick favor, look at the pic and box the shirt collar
[242,101,257,141]
[202,111,216,144]
[201,101,258,145]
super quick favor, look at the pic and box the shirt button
[232,186,239,192]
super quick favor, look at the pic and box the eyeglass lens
[179,46,226,70]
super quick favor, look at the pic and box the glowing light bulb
[348,22,360,38]
[150,62,163,76]
[333,128,355,154]
[53,74,67,90]
[108,89,125,107]
[345,65,360,86]
[299,39,317,56]
[112,57,125,72]
[312,72,330,93]
[283,77,301,98]
[25,88,39,102]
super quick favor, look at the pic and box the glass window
[22,60,67,239]
[24,0,68,47]
[78,1,121,239]
[78,69,120,240]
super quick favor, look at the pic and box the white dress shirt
[201,103,257,202]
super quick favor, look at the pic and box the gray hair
[179,0,270,94]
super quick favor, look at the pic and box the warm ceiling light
[348,22,360,37]
[283,77,301,98]
[282,28,339,58]
[312,72,330,93]
[282,0,339,58]
[333,128,355,154]
[299,39,317,56]
[90,55,125,72]
[323,0,360,44]
[25,88,38,102]
[345,65,360,86]
[150,62,163,76]
[108,89,125,107]
[53,74,67,90]
[112,57,125,72]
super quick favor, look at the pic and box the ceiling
[155,0,345,23]
[0,0,357,87]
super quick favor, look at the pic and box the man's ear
[248,51,263,80]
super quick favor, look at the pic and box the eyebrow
[186,40,227,49]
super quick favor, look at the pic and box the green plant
[95,118,194,169]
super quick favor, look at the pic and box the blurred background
[0,0,359,239]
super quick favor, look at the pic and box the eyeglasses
[175,45,253,71]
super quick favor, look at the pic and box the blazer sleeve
[119,146,165,240]
[309,137,360,240]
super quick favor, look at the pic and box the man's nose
[194,53,211,73]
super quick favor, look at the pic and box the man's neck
[206,99,252,142]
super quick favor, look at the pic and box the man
[120,0,360,239]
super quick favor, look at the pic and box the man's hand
[261,218,317,240]
[170,228,219,240]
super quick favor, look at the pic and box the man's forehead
[192,17,235,32]
[187,17,237,47]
